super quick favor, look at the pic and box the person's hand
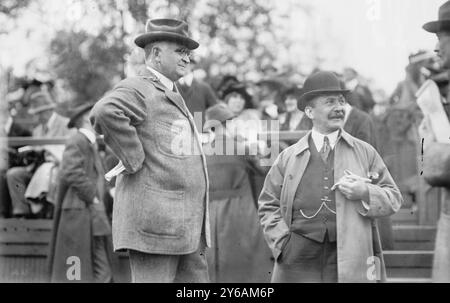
[336,175,370,201]
[44,150,58,164]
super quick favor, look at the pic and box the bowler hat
[298,71,350,111]
[423,1,450,33]
[135,18,199,50]
[203,103,235,132]
[67,102,94,128]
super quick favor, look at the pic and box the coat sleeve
[59,140,97,204]
[257,152,290,260]
[359,146,403,218]
[90,84,147,174]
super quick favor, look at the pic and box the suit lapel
[140,68,189,117]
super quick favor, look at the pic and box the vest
[291,136,336,242]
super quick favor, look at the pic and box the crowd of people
[0,5,449,283]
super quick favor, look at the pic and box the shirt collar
[146,66,174,91]
[79,128,96,144]
[311,127,340,151]
[293,129,355,156]
[46,112,57,129]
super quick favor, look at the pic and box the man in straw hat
[90,19,210,282]
[423,0,450,282]
[258,71,402,282]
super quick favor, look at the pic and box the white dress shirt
[79,128,96,144]
[311,128,340,151]
[146,66,174,91]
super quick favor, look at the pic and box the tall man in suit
[90,19,210,283]
[258,71,402,282]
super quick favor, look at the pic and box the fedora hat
[67,102,95,128]
[298,71,350,111]
[135,18,199,50]
[423,1,450,33]
[203,103,235,132]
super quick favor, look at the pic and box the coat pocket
[279,232,322,264]
[154,119,193,159]
[137,184,185,238]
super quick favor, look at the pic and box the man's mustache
[328,111,345,119]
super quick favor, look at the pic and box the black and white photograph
[0,0,449,289]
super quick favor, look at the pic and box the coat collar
[138,68,189,117]
[292,128,355,156]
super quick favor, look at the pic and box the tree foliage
[49,30,128,105]
[0,0,32,16]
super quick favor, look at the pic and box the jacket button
[289,174,293,180]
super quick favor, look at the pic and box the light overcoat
[258,130,403,282]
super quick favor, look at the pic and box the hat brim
[423,20,450,33]
[67,105,93,128]
[135,32,199,50]
[298,89,350,111]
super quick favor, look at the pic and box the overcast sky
[0,0,445,93]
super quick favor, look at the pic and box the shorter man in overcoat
[258,71,402,283]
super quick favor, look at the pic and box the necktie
[320,136,331,163]
[172,82,177,93]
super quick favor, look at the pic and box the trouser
[6,166,32,216]
[128,237,209,283]
[93,236,113,283]
[271,232,337,283]
[0,168,11,217]
[432,211,450,282]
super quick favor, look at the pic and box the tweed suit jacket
[90,69,210,255]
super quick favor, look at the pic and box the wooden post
[0,65,9,172]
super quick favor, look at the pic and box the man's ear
[152,46,162,63]
[305,106,313,120]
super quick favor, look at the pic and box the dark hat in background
[203,103,235,132]
[281,85,302,101]
[135,18,199,50]
[67,102,95,128]
[298,71,350,111]
[221,82,253,109]
[423,1,450,33]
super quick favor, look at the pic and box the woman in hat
[48,102,113,283]
[202,103,272,283]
